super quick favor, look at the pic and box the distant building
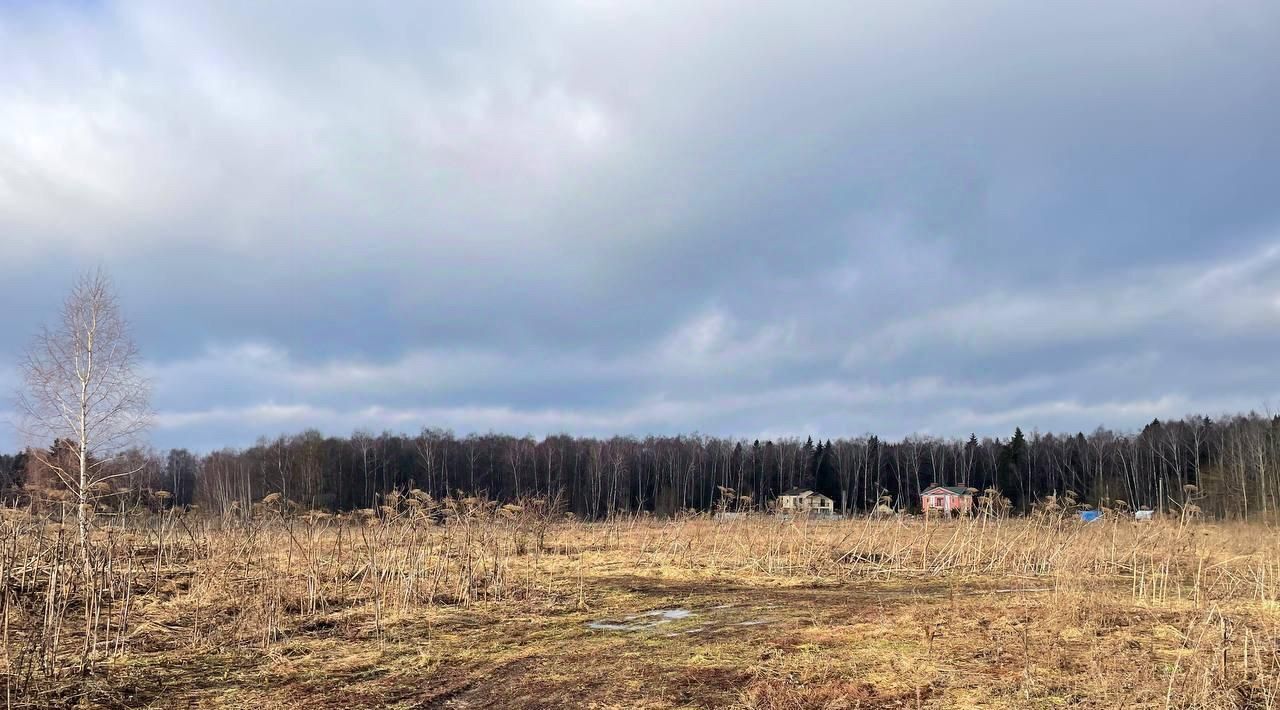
[775,488,835,516]
[920,485,973,515]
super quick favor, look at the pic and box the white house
[775,488,835,516]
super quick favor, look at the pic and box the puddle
[587,608,694,632]
[631,609,692,621]
[587,605,780,635]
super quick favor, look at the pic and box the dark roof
[781,487,812,496]
[922,486,971,496]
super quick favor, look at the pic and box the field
[2,501,1279,708]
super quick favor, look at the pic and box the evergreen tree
[998,427,1027,508]
[751,439,763,507]
[803,439,820,489]
[763,440,777,498]
[14,450,28,486]
[868,434,882,500]
[815,439,840,502]
[963,433,978,485]
[0,452,22,493]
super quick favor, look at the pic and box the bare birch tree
[17,269,151,555]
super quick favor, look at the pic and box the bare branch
[15,268,152,549]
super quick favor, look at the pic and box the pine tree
[805,439,822,489]
[816,439,840,502]
[868,435,882,502]
[752,439,762,507]
[962,433,979,487]
[998,427,1027,508]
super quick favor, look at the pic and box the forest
[4,411,1280,521]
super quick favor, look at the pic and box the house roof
[779,488,833,502]
[922,486,971,496]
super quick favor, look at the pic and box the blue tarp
[1080,510,1103,522]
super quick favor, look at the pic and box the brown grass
[2,502,1279,708]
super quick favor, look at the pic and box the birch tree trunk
[17,269,151,669]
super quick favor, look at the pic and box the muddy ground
[63,571,1265,709]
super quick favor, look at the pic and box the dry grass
[2,502,1279,708]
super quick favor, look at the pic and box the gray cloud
[2,1,1279,451]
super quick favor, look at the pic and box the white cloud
[145,307,808,407]
[946,396,1192,431]
[0,2,627,266]
[844,240,1280,365]
[148,369,1070,446]
[2,1,1279,452]
[943,392,1280,433]
[146,343,512,399]
[156,402,328,431]
[653,308,800,377]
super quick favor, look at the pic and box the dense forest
[4,412,1280,521]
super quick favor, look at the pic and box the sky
[2,1,1279,452]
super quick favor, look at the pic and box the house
[775,488,835,517]
[920,485,973,515]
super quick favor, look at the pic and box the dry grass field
[2,500,1279,708]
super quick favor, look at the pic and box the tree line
[5,412,1280,520]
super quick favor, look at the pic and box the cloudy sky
[2,1,1279,452]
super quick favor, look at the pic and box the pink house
[921,485,973,514]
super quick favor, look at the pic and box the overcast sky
[2,1,1279,452]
